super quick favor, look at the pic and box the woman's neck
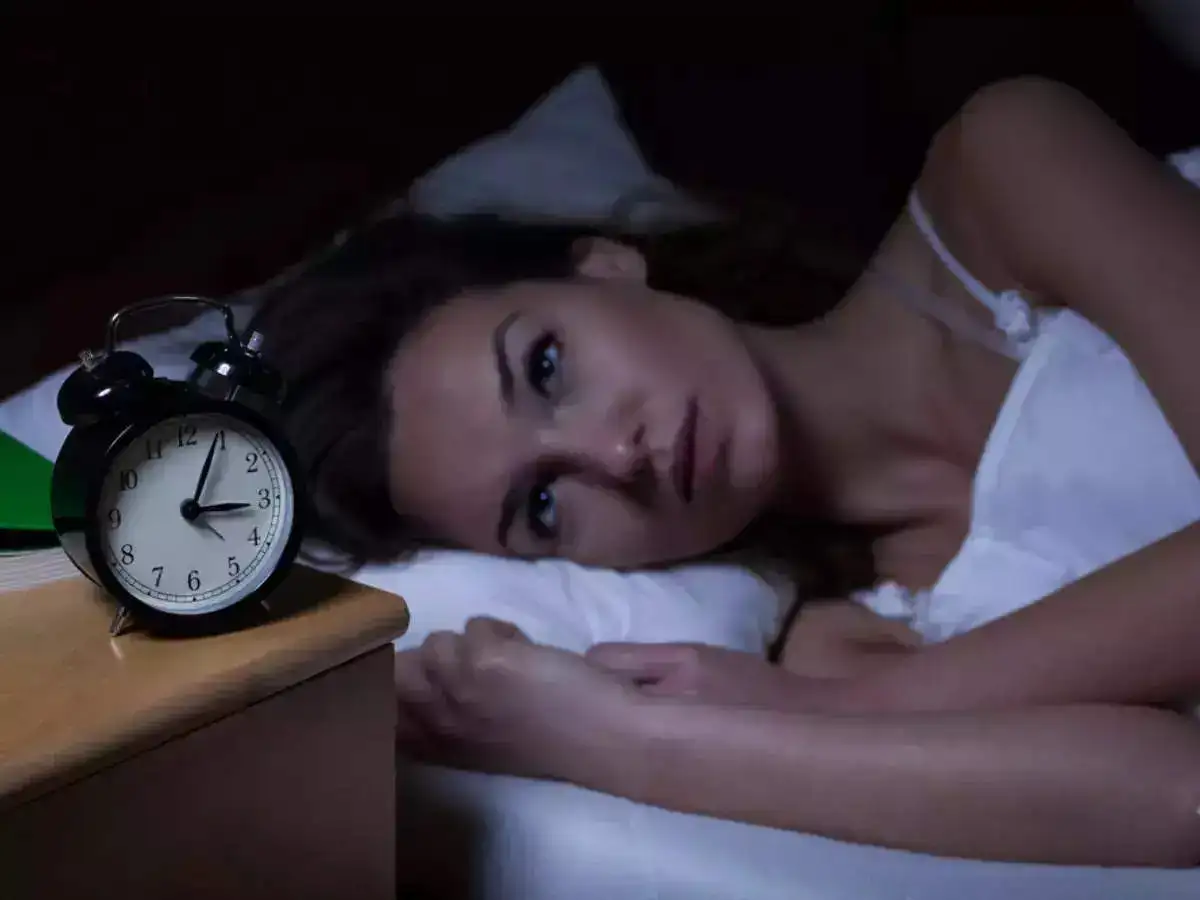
[741,299,961,528]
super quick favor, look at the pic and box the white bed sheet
[400,766,1199,900]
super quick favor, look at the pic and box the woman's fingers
[586,642,700,684]
[464,616,529,644]
[394,648,446,754]
[415,630,469,733]
[394,648,433,705]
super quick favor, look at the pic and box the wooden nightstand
[0,565,408,899]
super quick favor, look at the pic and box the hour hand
[197,502,251,514]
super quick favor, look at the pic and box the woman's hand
[586,641,847,713]
[394,617,650,790]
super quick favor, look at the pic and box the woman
[253,78,1200,867]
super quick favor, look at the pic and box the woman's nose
[541,417,648,480]
[594,422,648,480]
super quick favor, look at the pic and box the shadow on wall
[1136,0,1200,69]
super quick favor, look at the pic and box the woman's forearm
[611,701,1200,867]
[859,522,1200,714]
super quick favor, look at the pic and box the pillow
[1170,145,1200,184]
[407,66,719,231]
[0,308,251,464]
[0,66,790,655]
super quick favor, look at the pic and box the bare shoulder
[951,75,1097,140]
[929,76,1200,452]
[907,77,1094,300]
[859,80,1090,325]
[919,75,1199,301]
[925,76,1105,193]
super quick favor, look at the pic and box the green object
[0,429,56,546]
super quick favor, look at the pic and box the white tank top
[855,161,1200,644]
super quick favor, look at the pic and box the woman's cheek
[568,498,712,570]
[558,484,659,568]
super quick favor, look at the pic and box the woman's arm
[402,618,1200,866]
[778,598,919,680]
[855,522,1200,712]
[615,699,1200,867]
[851,78,1200,714]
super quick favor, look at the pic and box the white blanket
[400,768,1199,900]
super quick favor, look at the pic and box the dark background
[5,7,1199,401]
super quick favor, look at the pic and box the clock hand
[192,432,220,504]
[197,502,251,514]
[196,519,226,541]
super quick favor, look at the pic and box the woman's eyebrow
[492,311,522,546]
[497,462,540,550]
[497,483,520,549]
[493,311,520,409]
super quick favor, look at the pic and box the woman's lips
[671,398,698,503]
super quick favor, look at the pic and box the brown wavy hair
[248,196,875,597]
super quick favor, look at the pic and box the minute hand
[192,433,220,503]
[196,502,251,514]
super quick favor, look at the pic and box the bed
[8,26,1200,900]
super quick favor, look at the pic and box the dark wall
[604,8,1200,261]
[4,24,576,393]
[6,10,1198,397]
[6,30,576,307]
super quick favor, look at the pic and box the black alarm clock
[51,296,306,636]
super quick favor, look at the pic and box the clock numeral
[107,509,122,529]
[120,544,135,565]
[151,566,164,588]
[178,423,198,447]
[257,488,271,510]
[146,438,164,460]
[217,430,227,451]
[248,527,261,547]
[227,556,241,577]
[187,570,201,591]
[119,469,138,491]
[245,451,259,473]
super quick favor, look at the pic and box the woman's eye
[526,332,561,398]
[526,481,558,540]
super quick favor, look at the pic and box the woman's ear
[572,237,648,283]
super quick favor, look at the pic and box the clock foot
[109,606,135,637]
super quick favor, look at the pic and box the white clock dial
[97,413,296,615]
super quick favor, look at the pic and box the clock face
[97,413,296,615]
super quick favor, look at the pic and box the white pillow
[407,66,719,231]
[0,66,790,654]
[1169,145,1200,184]
[0,308,252,464]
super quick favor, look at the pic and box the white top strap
[906,190,1037,351]
[865,266,1024,361]
[907,190,998,309]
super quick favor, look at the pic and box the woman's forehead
[388,299,508,445]
[387,279,590,402]
[397,291,505,361]
[385,295,515,552]
[389,422,510,553]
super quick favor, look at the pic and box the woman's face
[386,239,780,568]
